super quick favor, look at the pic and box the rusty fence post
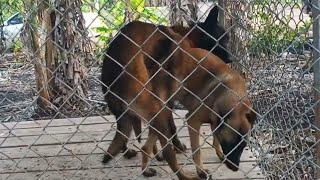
[312,0,320,179]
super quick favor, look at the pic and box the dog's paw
[123,148,137,159]
[216,151,224,162]
[155,152,164,161]
[142,167,157,177]
[174,143,187,153]
[179,173,201,180]
[102,154,113,164]
[197,169,211,179]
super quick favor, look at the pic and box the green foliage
[248,10,311,56]
[140,7,169,25]
[12,39,22,53]
[252,0,299,7]
[95,0,168,45]
[81,2,92,13]
[95,1,126,45]
[82,0,113,13]
[130,0,145,14]
[0,0,23,20]
[291,22,311,49]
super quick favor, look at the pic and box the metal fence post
[0,5,4,53]
[312,0,320,178]
[218,0,224,27]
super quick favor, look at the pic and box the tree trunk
[184,0,198,25]
[169,0,182,25]
[169,0,198,26]
[42,8,55,98]
[126,0,144,23]
[125,0,134,23]
[22,0,51,110]
[51,0,90,106]
[145,0,167,7]
[225,0,250,74]
[22,0,91,111]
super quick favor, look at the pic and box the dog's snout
[220,141,243,171]
[225,161,239,171]
[224,153,241,171]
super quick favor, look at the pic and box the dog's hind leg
[102,112,137,163]
[122,113,141,159]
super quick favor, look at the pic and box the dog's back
[102,21,174,94]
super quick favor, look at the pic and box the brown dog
[101,19,255,178]
[173,48,256,177]
[101,6,231,164]
[138,37,256,179]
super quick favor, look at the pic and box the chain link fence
[0,0,319,179]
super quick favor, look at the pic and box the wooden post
[312,0,320,178]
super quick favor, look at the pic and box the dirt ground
[246,51,317,179]
[0,53,107,122]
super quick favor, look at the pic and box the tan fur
[139,41,255,178]
[102,20,254,179]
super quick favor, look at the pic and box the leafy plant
[140,7,169,25]
[248,9,311,56]
[94,1,126,45]
[12,38,22,53]
[95,0,168,45]
[0,0,23,20]
[130,0,145,14]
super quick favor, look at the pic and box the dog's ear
[204,6,219,26]
[240,71,247,79]
[246,111,257,125]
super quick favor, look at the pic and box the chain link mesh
[0,0,319,179]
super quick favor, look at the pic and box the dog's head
[215,100,256,171]
[198,6,231,63]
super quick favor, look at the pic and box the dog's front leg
[188,119,210,179]
[157,110,199,180]
[141,129,158,177]
[154,116,187,162]
[152,143,164,161]
[210,114,224,162]
[213,134,224,161]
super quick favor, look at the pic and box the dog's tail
[131,116,142,143]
